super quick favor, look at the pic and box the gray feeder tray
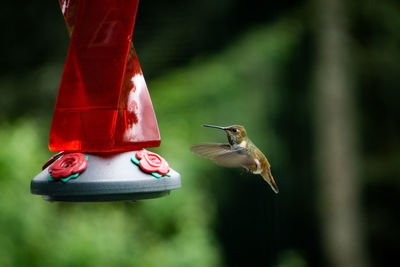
[30,151,181,202]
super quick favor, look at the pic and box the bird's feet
[240,168,252,176]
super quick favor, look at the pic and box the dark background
[1,0,399,266]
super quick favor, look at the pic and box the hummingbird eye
[231,128,238,133]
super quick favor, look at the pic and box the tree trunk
[312,0,368,266]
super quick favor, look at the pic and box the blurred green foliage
[0,20,299,266]
[1,0,400,266]
[0,120,221,267]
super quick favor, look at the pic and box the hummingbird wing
[190,143,254,168]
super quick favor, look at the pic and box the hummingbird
[190,124,279,194]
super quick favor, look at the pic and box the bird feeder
[30,0,181,201]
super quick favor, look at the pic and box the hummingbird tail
[261,170,279,194]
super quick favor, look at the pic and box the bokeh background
[1,0,399,266]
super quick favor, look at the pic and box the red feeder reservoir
[30,0,181,201]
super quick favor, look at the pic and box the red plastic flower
[42,151,66,170]
[135,149,170,175]
[49,153,88,179]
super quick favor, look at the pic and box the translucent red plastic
[49,0,160,152]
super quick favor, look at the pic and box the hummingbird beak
[202,124,229,131]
